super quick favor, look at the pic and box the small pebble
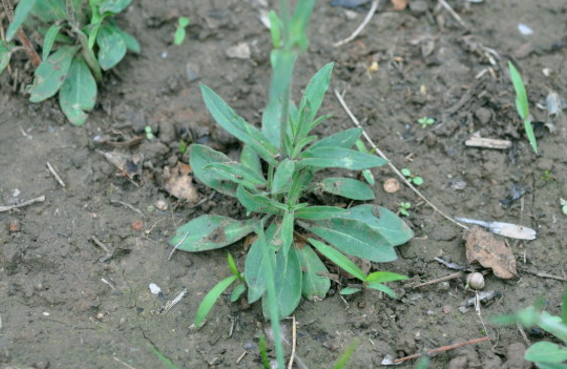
[95,312,104,320]
[8,219,21,233]
[131,220,144,231]
[383,178,400,193]
[155,200,168,211]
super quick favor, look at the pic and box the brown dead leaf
[163,162,198,203]
[391,0,407,11]
[463,226,517,279]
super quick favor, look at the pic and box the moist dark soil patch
[1,0,566,368]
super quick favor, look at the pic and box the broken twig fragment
[465,136,512,150]
[0,195,45,213]
[456,217,536,240]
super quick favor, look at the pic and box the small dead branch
[91,235,113,262]
[46,162,67,188]
[465,136,512,150]
[437,0,466,29]
[0,195,45,212]
[333,0,379,47]
[521,268,567,282]
[110,199,144,217]
[287,315,297,369]
[393,336,490,364]
[334,89,467,229]
[411,272,462,289]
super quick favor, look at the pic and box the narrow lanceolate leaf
[299,217,397,263]
[298,147,387,170]
[28,46,79,102]
[524,342,567,364]
[367,282,398,299]
[309,239,366,281]
[6,0,37,41]
[297,244,330,300]
[236,186,286,215]
[319,177,375,201]
[109,22,140,53]
[262,246,302,318]
[59,56,97,126]
[508,61,529,121]
[189,144,237,197]
[99,0,131,14]
[342,205,413,246]
[366,271,408,284]
[261,99,281,149]
[194,275,237,327]
[300,62,333,123]
[562,284,567,324]
[227,253,244,281]
[294,206,347,220]
[201,84,278,165]
[230,284,246,302]
[206,162,267,190]
[281,211,294,256]
[245,224,277,303]
[170,215,255,252]
[340,287,361,295]
[42,25,61,60]
[272,159,295,194]
[97,23,126,70]
[0,45,11,75]
[240,145,264,178]
[309,128,362,151]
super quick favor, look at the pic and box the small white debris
[518,23,534,36]
[149,283,162,295]
[381,354,401,366]
[42,312,50,316]
[258,9,271,28]
[12,189,20,197]
[155,200,168,211]
[161,51,168,59]
[542,68,552,77]
[226,43,251,59]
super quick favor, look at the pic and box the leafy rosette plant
[171,62,414,326]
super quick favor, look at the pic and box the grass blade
[309,238,366,281]
[6,0,37,41]
[333,339,359,369]
[227,253,244,281]
[194,275,237,327]
[148,343,181,369]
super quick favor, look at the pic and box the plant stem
[1,0,41,67]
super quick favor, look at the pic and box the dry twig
[0,195,45,212]
[437,0,466,29]
[411,272,462,289]
[393,336,490,364]
[1,0,41,66]
[333,0,379,47]
[287,315,297,369]
[46,162,67,188]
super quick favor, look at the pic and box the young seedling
[145,126,155,140]
[398,202,411,217]
[417,116,435,129]
[401,168,423,186]
[0,0,139,126]
[173,17,190,45]
[492,284,567,368]
[508,61,538,154]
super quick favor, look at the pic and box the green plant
[508,61,538,154]
[417,116,434,129]
[401,168,423,186]
[399,202,411,217]
[492,284,567,368]
[542,170,554,181]
[173,17,189,45]
[145,126,155,140]
[171,2,413,368]
[0,0,139,125]
[561,198,567,216]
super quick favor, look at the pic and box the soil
[1,0,567,368]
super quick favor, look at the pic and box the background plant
[170,1,413,367]
[417,116,434,129]
[508,61,538,154]
[0,0,139,125]
[492,284,567,368]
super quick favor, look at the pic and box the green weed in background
[401,168,423,186]
[417,116,434,129]
[492,284,567,368]
[173,17,189,45]
[0,0,139,125]
[508,61,538,154]
[398,202,411,217]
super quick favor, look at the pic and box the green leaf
[259,336,271,369]
[341,205,414,246]
[261,99,282,149]
[366,271,408,284]
[262,246,302,318]
[6,0,37,42]
[508,61,529,121]
[189,144,238,196]
[31,0,66,23]
[109,22,140,53]
[42,25,61,60]
[367,282,398,299]
[148,343,182,369]
[170,215,255,252]
[272,159,295,194]
[340,287,361,295]
[562,285,567,325]
[524,342,567,363]
[289,0,316,51]
[201,84,278,165]
[298,147,387,170]
[281,211,294,255]
[227,253,243,281]
[99,0,131,14]
[0,45,11,75]
[194,275,237,326]
[362,169,375,186]
[319,177,375,200]
[97,23,126,70]
[299,62,333,123]
[536,363,567,369]
[245,224,277,303]
[300,217,397,263]
[206,161,267,190]
[333,340,359,369]
[297,244,330,300]
[268,11,281,48]
[240,145,263,178]
[309,239,366,281]
[236,186,286,215]
[524,118,538,154]
[294,206,347,220]
[59,56,97,126]
[28,46,79,102]
[309,128,362,151]
[230,284,246,302]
